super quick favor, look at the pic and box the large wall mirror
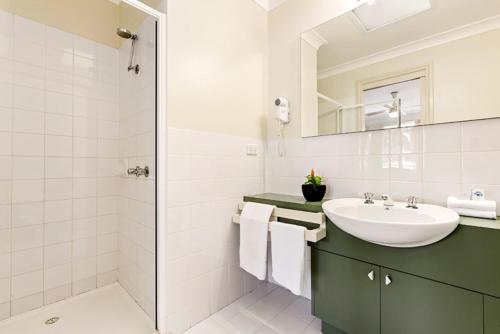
[301,0,500,137]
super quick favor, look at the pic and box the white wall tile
[0,230,11,254]
[12,133,44,156]
[12,202,43,227]
[73,218,96,240]
[0,10,13,36]
[45,157,73,179]
[44,221,72,245]
[13,62,44,90]
[45,135,72,157]
[14,40,45,67]
[45,179,73,201]
[12,157,44,179]
[44,243,71,268]
[74,36,96,60]
[462,152,500,185]
[45,113,72,136]
[46,26,73,54]
[0,156,11,180]
[12,225,43,251]
[0,205,11,229]
[12,180,44,203]
[423,123,461,153]
[11,270,43,299]
[0,278,10,304]
[390,127,422,154]
[11,293,43,316]
[423,153,461,183]
[12,248,43,275]
[462,118,500,152]
[0,84,13,108]
[13,86,44,111]
[44,199,72,223]
[0,108,12,132]
[44,263,71,290]
[46,50,73,74]
[0,17,121,319]
[45,91,72,116]
[12,110,44,133]
[14,16,45,44]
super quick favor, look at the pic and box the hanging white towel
[239,202,275,280]
[447,196,497,212]
[271,222,306,296]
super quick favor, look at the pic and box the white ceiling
[253,0,287,12]
[314,0,500,71]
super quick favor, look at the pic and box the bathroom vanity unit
[243,193,500,334]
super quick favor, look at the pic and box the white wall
[163,0,268,332]
[118,15,156,320]
[0,11,120,319]
[164,128,265,333]
[166,0,268,139]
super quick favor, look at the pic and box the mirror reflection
[301,0,500,137]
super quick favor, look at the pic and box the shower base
[0,283,154,334]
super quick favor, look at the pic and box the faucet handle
[406,196,418,209]
[363,192,375,204]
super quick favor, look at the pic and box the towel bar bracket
[232,202,327,243]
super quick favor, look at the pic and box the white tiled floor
[184,283,321,334]
[0,283,155,334]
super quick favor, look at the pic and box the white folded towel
[270,222,306,296]
[450,208,497,220]
[239,202,275,280]
[447,196,497,212]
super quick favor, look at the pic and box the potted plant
[302,169,326,202]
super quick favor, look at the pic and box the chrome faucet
[381,194,394,207]
[127,165,150,178]
[363,192,375,204]
[406,196,418,209]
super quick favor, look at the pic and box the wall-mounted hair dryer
[275,97,290,124]
[275,97,289,157]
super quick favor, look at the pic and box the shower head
[116,28,137,40]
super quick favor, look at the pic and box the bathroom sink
[322,198,460,247]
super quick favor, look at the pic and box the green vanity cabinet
[485,296,500,334]
[381,268,483,334]
[313,249,484,334]
[312,250,380,334]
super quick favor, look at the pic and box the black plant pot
[302,184,326,202]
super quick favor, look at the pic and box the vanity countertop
[243,193,500,230]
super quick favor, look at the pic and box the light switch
[246,144,257,156]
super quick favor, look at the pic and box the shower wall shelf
[232,202,327,243]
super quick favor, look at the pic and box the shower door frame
[120,1,167,333]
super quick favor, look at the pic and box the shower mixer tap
[127,165,149,178]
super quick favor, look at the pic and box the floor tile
[268,312,310,334]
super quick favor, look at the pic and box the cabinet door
[312,249,380,334]
[485,296,500,334]
[381,268,483,334]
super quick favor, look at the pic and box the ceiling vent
[352,0,431,32]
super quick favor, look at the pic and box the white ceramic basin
[322,198,460,247]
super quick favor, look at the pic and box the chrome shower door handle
[127,166,149,178]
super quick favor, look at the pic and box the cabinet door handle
[385,274,392,286]
[367,270,375,281]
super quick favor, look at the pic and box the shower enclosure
[0,0,164,333]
